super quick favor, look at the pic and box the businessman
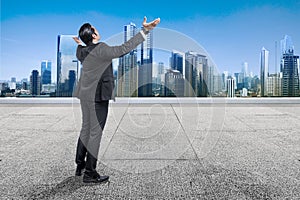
[73,17,160,183]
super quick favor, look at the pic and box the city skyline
[1,0,300,81]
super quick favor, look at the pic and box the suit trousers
[75,100,109,173]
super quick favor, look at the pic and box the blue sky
[1,0,300,81]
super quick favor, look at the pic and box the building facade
[138,30,153,97]
[30,70,41,96]
[185,51,208,97]
[281,52,300,96]
[56,35,78,97]
[117,23,138,97]
[260,47,269,97]
[164,69,184,97]
[227,77,235,98]
[41,60,51,85]
[170,51,184,75]
[280,35,300,97]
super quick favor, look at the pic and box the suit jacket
[74,31,146,102]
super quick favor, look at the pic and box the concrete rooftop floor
[0,98,299,199]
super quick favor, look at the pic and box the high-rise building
[158,62,164,75]
[170,51,184,75]
[10,77,16,90]
[260,47,269,97]
[21,78,28,90]
[138,29,153,97]
[185,51,208,97]
[164,69,184,97]
[241,62,249,78]
[279,35,299,97]
[41,60,51,84]
[267,73,282,96]
[117,23,138,97]
[241,62,251,89]
[222,71,229,91]
[152,62,165,96]
[281,51,299,97]
[227,76,235,98]
[56,35,78,97]
[30,70,41,95]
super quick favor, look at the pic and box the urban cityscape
[0,23,299,98]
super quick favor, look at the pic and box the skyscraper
[170,51,184,75]
[280,35,299,97]
[10,77,16,90]
[227,76,235,98]
[222,71,229,91]
[117,23,138,97]
[185,51,208,97]
[138,29,153,97]
[30,70,41,96]
[281,51,299,96]
[153,62,165,97]
[41,60,51,84]
[241,62,248,78]
[56,35,78,97]
[260,47,269,97]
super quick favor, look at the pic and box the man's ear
[92,33,97,39]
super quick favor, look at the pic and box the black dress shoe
[75,164,85,176]
[83,172,109,183]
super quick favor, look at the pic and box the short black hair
[78,23,96,45]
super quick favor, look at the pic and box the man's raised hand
[143,17,160,31]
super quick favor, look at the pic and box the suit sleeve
[99,31,146,60]
[76,45,84,63]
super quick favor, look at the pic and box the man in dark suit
[72,17,160,183]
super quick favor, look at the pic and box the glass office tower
[117,23,138,97]
[138,30,153,97]
[41,60,51,84]
[260,47,269,97]
[56,35,78,97]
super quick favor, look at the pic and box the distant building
[260,47,269,97]
[117,23,138,97]
[138,29,153,97]
[41,60,51,84]
[280,35,300,97]
[281,51,299,96]
[21,78,29,90]
[10,77,16,90]
[222,71,229,91]
[185,51,208,97]
[152,62,165,96]
[164,69,184,97]
[267,73,282,96]
[30,70,41,95]
[227,77,235,98]
[241,88,248,97]
[170,51,184,75]
[56,35,78,97]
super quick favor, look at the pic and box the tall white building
[267,73,282,96]
[241,62,248,77]
[227,77,235,98]
[260,47,269,97]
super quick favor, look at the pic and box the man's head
[78,23,100,45]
